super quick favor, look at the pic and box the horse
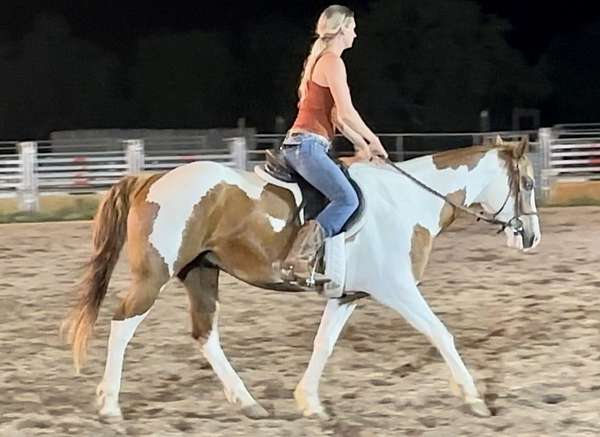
[63,135,541,420]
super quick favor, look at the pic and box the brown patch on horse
[439,189,467,230]
[432,146,488,171]
[173,182,297,284]
[179,266,219,341]
[114,172,170,320]
[410,224,432,283]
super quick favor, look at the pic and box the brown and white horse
[64,137,540,419]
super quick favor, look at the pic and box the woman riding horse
[280,4,388,286]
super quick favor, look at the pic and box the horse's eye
[521,175,534,191]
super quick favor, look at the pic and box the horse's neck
[410,149,503,233]
[353,149,503,236]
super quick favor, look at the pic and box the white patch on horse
[267,215,286,232]
[147,161,267,274]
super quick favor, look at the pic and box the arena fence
[539,124,600,182]
[0,126,593,212]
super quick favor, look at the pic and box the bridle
[383,157,539,237]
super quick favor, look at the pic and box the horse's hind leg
[179,265,268,419]
[97,266,169,418]
[373,278,491,417]
[295,298,357,419]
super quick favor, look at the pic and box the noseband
[383,157,539,237]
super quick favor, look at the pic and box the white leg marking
[373,280,490,415]
[97,310,150,418]
[201,303,263,414]
[295,299,356,418]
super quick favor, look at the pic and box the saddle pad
[254,165,303,209]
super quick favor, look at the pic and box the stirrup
[305,261,330,287]
[303,273,331,288]
[281,265,330,289]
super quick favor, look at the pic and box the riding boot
[281,220,331,287]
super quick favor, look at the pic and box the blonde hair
[298,5,355,102]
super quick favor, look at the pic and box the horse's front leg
[295,298,356,419]
[372,276,491,417]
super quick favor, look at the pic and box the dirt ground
[0,206,599,436]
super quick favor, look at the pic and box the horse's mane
[429,145,490,171]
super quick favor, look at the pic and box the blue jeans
[281,133,359,238]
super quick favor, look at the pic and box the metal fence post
[124,139,145,175]
[394,136,404,162]
[538,127,552,205]
[17,141,39,212]
[229,137,247,170]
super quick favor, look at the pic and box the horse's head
[478,135,541,251]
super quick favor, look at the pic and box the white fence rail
[0,137,245,212]
[1,126,597,212]
[0,142,20,192]
[541,124,600,182]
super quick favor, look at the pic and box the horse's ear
[492,135,503,147]
[513,136,529,158]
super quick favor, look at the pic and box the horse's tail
[62,175,140,372]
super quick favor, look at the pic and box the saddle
[258,147,364,231]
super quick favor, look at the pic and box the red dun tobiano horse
[64,136,540,420]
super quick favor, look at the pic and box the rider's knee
[343,189,359,212]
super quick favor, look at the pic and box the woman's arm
[332,108,373,164]
[321,55,388,158]
[331,107,369,151]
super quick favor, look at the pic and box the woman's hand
[368,136,388,159]
[355,146,373,161]
[339,145,372,167]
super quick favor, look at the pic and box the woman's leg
[280,136,358,285]
[283,139,358,237]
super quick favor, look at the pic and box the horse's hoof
[96,388,123,419]
[467,398,492,417]
[304,409,331,421]
[99,405,123,420]
[294,386,331,419]
[242,403,270,419]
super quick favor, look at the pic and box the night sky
[2,1,600,136]
[5,1,599,61]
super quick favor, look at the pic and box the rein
[382,157,538,236]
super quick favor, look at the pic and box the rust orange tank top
[291,57,336,140]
